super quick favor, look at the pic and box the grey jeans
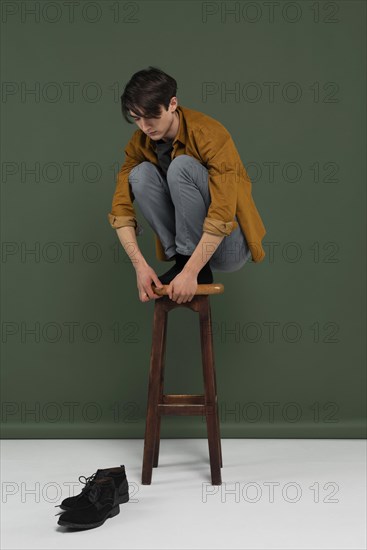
[128,154,251,272]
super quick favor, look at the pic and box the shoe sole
[58,504,120,529]
[59,491,129,512]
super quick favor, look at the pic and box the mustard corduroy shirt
[108,105,266,263]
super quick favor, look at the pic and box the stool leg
[210,303,223,469]
[142,300,167,485]
[199,297,222,485]
[153,305,168,468]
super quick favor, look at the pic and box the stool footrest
[158,403,206,416]
[158,394,215,416]
[162,394,205,405]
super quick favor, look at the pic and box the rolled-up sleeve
[107,133,144,236]
[202,217,237,236]
[107,214,144,236]
[198,126,241,237]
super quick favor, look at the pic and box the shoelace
[79,471,98,493]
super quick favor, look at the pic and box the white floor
[1,439,366,550]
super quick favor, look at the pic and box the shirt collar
[173,105,185,145]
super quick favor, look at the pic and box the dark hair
[120,66,178,124]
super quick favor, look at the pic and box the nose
[141,121,151,133]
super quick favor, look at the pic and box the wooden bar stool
[141,283,224,486]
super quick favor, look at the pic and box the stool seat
[142,285,224,485]
[152,283,224,295]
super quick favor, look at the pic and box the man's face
[128,101,177,141]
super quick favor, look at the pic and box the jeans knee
[129,161,156,191]
[167,154,207,184]
[167,154,196,173]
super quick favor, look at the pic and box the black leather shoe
[56,465,129,511]
[57,477,119,530]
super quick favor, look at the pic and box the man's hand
[166,270,198,304]
[136,265,164,302]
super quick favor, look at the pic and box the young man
[108,66,266,304]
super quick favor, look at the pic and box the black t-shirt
[154,138,174,178]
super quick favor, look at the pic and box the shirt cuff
[203,216,238,236]
[107,213,144,236]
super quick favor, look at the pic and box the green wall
[1,0,365,438]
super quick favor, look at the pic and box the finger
[167,283,173,300]
[142,291,150,301]
[149,283,164,298]
[152,275,164,289]
[143,285,156,300]
[147,289,163,300]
